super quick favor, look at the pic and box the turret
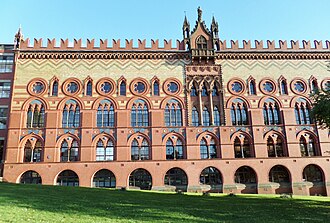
[183,15,191,50]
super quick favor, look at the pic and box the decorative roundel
[321,78,330,91]
[232,81,243,93]
[163,78,182,95]
[27,78,48,96]
[259,79,276,95]
[62,78,82,96]
[227,78,245,95]
[130,78,149,95]
[96,78,116,96]
[290,79,307,95]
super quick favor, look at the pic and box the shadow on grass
[0,183,329,222]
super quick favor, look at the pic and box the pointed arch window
[196,35,207,49]
[310,80,318,94]
[60,139,79,162]
[131,100,149,127]
[52,81,58,96]
[201,84,208,96]
[200,137,217,159]
[191,85,197,96]
[62,100,80,128]
[166,138,184,160]
[267,137,285,157]
[131,138,150,160]
[280,80,288,95]
[164,99,182,126]
[249,80,256,95]
[212,85,219,96]
[300,136,317,157]
[97,100,115,127]
[231,100,248,125]
[263,99,281,125]
[85,81,92,96]
[213,106,220,126]
[96,139,114,161]
[202,107,210,126]
[294,99,312,125]
[24,139,43,162]
[27,103,45,128]
[192,106,199,126]
[234,137,252,158]
[120,81,126,96]
[153,81,160,96]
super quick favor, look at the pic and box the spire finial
[14,25,23,49]
[197,6,202,22]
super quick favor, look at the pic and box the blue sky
[1,0,330,45]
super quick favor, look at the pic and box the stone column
[208,90,214,125]
[198,89,203,125]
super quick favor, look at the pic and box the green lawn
[0,183,329,222]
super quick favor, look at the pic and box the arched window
[213,106,220,126]
[200,137,217,159]
[153,81,160,96]
[129,168,152,190]
[60,139,79,162]
[249,80,256,95]
[86,81,92,96]
[57,170,79,186]
[200,167,222,190]
[280,80,288,95]
[202,107,210,126]
[231,100,248,125]
[131,138,150,160]
[23,139,43,162]
[234,137,252,158]
[201,83,208,96]
[294,99,312,125]
[166,138,184,160]
[26,102,45,128]
[164,168,188,191]
[93,169,116,188]
[96,100,115,127]
[267,136,285,157]
[263,99,281,125]
[191,85,198,96]
[196,35,207,49]
[164,99,182,126]
[52,80,58,96]
[269,165,290,183]
[303,165,323,182]
[212,85,219,96]
[20,170,42,184]
[120,81,126,96]
[62,100,80,128]
[310,80,318,94]
[300,136,317,157]
[192,106,199,126]
[131,100,149,127]
[235,166,257,184]
[96,139,114,161]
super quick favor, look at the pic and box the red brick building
[2,8,330,195]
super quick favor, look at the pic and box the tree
[311,85,330,129]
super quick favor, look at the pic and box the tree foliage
[311,86,330,129]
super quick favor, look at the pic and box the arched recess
[162,132,186,160]
[21,97,50,111]
[159,96,186,109]
[128,168,152,190]
[164,167,188,192]
[19,170,42,184]
[225,96,251,109]
[196,131,220,159]
[91,96,119,110]
[302,164,326,196]
[234,166,258,194]
[125,96,153,110]
[200,166,223,192]
[269,165,292,194]
[56,97,84,110]
[92,169,116,188]
[258,96,283,109]
[56,169,79,186]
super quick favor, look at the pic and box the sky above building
[1,0,330,46]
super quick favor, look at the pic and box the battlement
[19,38,186,51]
[219,40,330,51]
[18,38,330,52]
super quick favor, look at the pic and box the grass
[0,183,329,223]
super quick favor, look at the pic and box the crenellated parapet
[218,40,330,51]
[19,38,186,51]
